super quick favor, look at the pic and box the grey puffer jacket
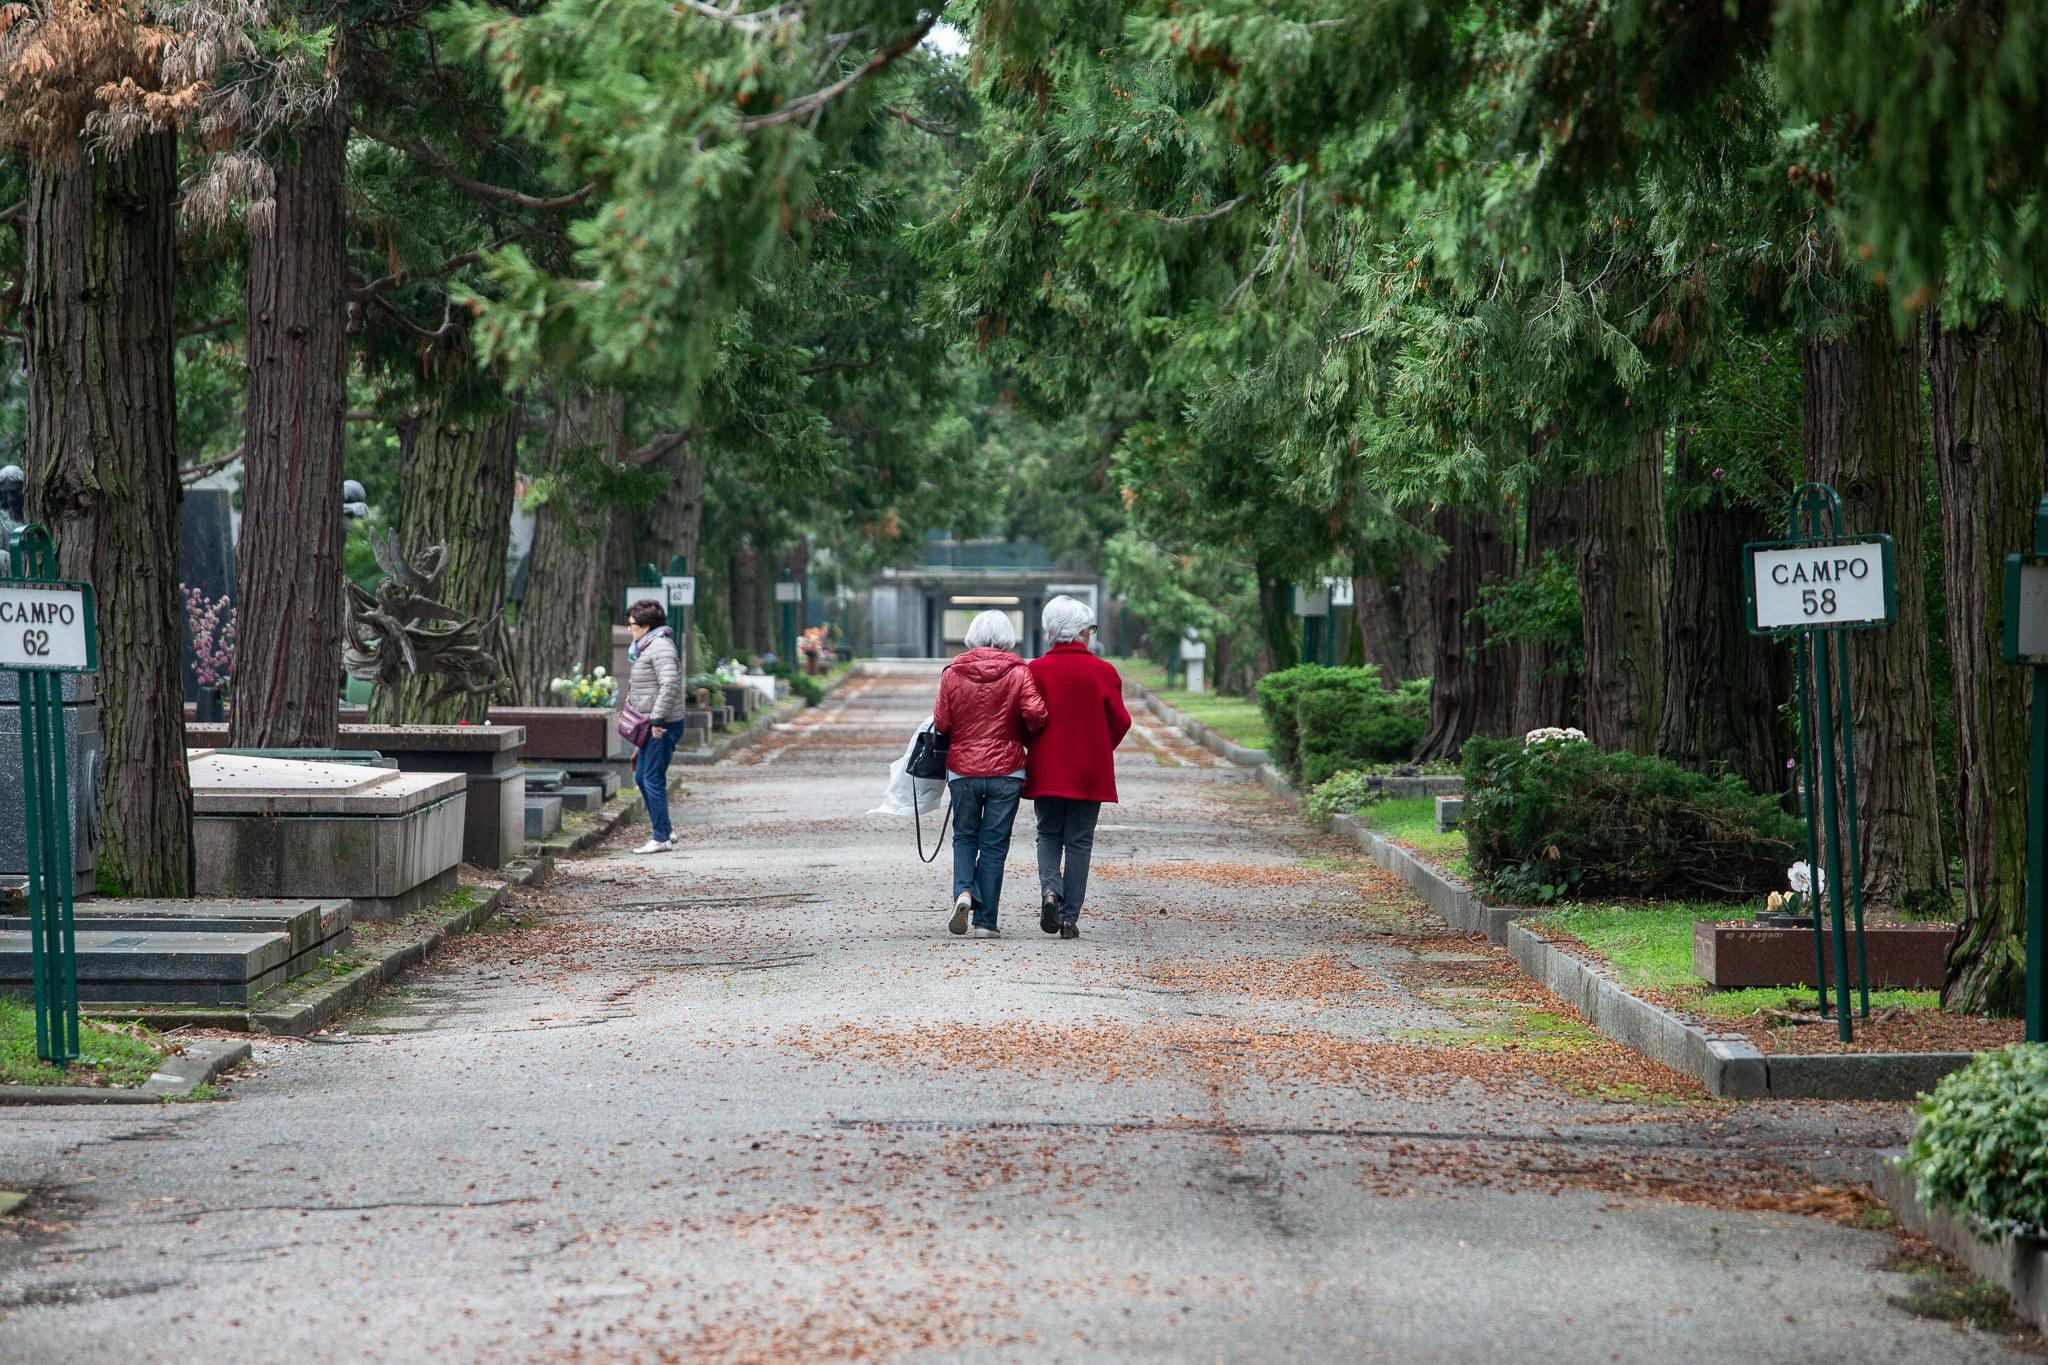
[624,628,683,722]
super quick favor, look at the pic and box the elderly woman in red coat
[1024,597,1132,939]
[934,610,1049,938]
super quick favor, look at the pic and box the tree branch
[883,105,955,138]
[180,446,244,485]
[1157,190,1252,226]
[736,9,943,132]
[354,123,596,212]
[347,238,508,304]
[672,0,809,33]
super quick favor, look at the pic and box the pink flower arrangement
[182,585,236,691]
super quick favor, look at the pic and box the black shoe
[1040,893,1063,935]
[1059,923,1079,940]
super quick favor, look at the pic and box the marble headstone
[179,486,237,705]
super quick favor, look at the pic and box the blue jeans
[636,723,682,842]
[949,776,1022,929]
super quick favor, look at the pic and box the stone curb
[1121,681,1271,768]
[1876,1155,2048,1333]
[1317,813,1973,1101]
[0,1037,252,1107]
[531,791,642,856]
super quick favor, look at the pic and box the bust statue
[0,465,24,540]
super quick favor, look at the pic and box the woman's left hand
[652,725,667,738]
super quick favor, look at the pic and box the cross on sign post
[4,525,98,1064]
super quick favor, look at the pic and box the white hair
[963,610,1017,651]
[1042,595,1096,645]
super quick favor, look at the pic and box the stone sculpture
[0,465,24,544]
[343,530,511,710]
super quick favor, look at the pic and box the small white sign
[1292,585,1330,617]
[0,584,93,671]
[1749,539,1891,630]
[774,582,803,603]
[2009,559,2048,663]
[1324,576,1356,608]
[663,575,696,609]
[623,583,666,615]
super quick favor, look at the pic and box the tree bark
[1579,431,1669,752]
[1513,477,1585,733]
[1416,504,1514,761]
[645,442,710,676]
[511,392,615,704]
[1253,545,1296,674]
[1930,311,2048,1012]
[729,544,762,655]
[1352,572,1406,681]
[1656,437,1792,794]
[1398,547,1436,681]
[1804,312,1951,916]
[22,136,193,896]
[231,106,349,749]
[374,400,521,724]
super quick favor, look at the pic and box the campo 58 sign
[1745,535,1895,632]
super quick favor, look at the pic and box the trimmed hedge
[1460,736,1802,902]
[1255,665,1428,784]
[1907,1045,2048,1240]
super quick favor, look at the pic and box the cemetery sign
[0,582,97,673]
[1744,535,1894,632]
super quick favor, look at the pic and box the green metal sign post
[775,569,799,666]
[1999,492,2048,1044]
[1744,484,1894,1043]
[3,525,99,1064]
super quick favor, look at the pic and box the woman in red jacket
[933,610,1049,937]
[1024,597,1132,939]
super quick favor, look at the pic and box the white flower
[592,666,606,677]
[1787,861,1827,898]
[1524,726,1588,747]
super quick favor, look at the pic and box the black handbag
[908,723,952,862]
[907,725,950,780]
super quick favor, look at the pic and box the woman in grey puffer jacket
[624,599,684,853]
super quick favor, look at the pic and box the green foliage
[1302,770,1389,828]
[1907,1045,2048,1240]
[1461,736,1803,904]
[1470,548,1581,669]
[1256,665,1426,784]
[769,664,825,706]
[1295,674,1430,788]
[0,999,165,1088]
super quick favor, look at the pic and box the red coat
[1024,644,1132,803]
[933,647,1048,777]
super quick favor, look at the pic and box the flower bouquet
[549,665,616,709]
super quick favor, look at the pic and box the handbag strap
[912,778,952,864]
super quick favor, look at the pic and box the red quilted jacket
[933,648,1049,777]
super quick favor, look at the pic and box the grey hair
[963,610,1017,651]
[1041,595,1096,645]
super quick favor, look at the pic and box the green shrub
[1303,770,1391,827]
[1256,665,1428,782]
[1295,674,1430,787]
[1906,1045,2048,1239]
[1460,735,1801,902]
[1254,665,1336,773]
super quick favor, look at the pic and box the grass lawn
[1526,903,1938,1020]
[1104,656,1271,751]
[0,996,168,1088]
[1359,797,1470,881]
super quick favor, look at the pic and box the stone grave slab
[555,785,605,814]
[189,751,465,920]
[521,766,567,792]
[524,796,563,841]
[0,929,293,1006]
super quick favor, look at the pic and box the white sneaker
[632,839,673,855]
[971,925,1001,939]
[948,892,972,937]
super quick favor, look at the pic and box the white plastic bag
[869,723,947,817]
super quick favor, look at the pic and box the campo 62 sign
[1745,535,1895,632]
[0,582,97,672]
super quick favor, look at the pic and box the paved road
[0,667,2024,1362]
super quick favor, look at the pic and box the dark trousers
[1034,797,1101,925]
[636,723,683,842]
[949,776,1022,929]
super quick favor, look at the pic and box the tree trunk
[1416,504,1514,761]
[1579,432,1669,752]
[1253,546,1296,674]
[1804,312,1951,916]
[1513,477,1585,733]
[511,392,614,704]
[645,443,710,677]
[730,545,762,655]
[374,400,521,724]
[1352,572,1406,681]
[1656,434,1793,793]
[231,106,349,749]
[22,136,193,896]
[1930,311,2048,1012]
